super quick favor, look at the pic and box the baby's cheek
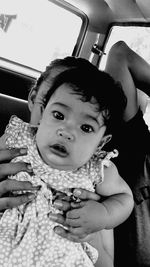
[75,149,92,166]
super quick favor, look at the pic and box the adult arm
[105,41,150,121]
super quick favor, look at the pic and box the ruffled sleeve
[89,149,119,186]
[5,115,31,148]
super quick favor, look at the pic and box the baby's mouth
[50,144,69,157]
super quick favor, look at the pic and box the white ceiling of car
[66,0,150,32]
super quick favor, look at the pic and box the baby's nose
[57,128,74,141]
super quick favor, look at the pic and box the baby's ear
[28,89,44,125]
[28,88,37,112]
[99,134,112,149]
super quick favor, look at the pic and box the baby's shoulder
[103,160,119,181]
[87,149,119,185]
[4,116,33,148]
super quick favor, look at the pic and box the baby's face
[36,85,106,171]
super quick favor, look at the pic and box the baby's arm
[95,161,134,229]
[50,163,133,236]
[49,164,133,249]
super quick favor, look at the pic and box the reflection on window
[0,0,82,72]
[100,26,150,70]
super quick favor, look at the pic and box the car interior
[1,1,150,266]
[1,0,150,136]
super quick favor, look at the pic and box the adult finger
[0,162,33,180]
[0,148,27,162]
[72,189,100,201]
[54,226,87,242]
[0,193,36,210]
[49,211,81,227]
[49,213,67,227]
[67,226,87,236]
[66,227,93,242]
[0,179,39,196]
[53,200,71,212]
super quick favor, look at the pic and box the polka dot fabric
[0,116,116,267]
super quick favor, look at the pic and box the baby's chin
[44,155,79,171]
[49,163,78,172]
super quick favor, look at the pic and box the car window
[99,25,150,70]
[0,0,85,77]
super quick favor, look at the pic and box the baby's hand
[49,189,106,243]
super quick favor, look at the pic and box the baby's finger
[0,162,33,180]
[70,201,86,209]
[73,189,100,201]
[65,218,81,227]
[0,193,36,210]
[0,148,27,162]
[0,179,39,196]
[66,209,81,219]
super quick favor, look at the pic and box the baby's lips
[53,144,68,153]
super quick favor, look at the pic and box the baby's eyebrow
[83,113,102,127]
[51,102,70,110]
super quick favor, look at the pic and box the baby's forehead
[51,85,101,113]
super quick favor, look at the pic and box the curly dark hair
[31,56,93,93]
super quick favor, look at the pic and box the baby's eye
[81,124,94,133]
[52,111,64,120]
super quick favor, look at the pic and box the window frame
[50,0,89,57]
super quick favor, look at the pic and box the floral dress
[0,116,118,267]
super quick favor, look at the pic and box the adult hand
[0,148,38,210]
[49,189,101,242]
